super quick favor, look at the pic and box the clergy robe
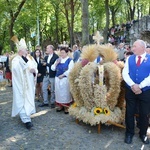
[11,55,38,117]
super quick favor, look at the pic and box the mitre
[17,38,27,51]
[11,36,27,51]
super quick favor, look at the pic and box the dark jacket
[73,50,81,62]
[4,56,11,72]
[43,53,59,78]
[34,58,45,76]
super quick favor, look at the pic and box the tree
[0,2,8,54]
[6,0,26,51]
[0,45,3,55]
[50,0,60,45]
[109,0,121,26]
[60,0,81,47]
[0,0,150,53]
[81,0,89,46]
[103,0,109,43]
[89,0,105,34]
[126,0,137,20]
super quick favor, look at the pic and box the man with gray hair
[11,38,38,130]
[116,43,126,61]
[38,45,58,108]
[72,45,81,62]
[122,39,150,144]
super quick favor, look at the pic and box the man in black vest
[38,45,59,108]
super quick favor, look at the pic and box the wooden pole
[76,119,79,124]
[107,121,125,129]
[98,123,101,133]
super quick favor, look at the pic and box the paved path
[0,87,150,150]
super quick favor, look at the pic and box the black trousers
[125,88,150,136]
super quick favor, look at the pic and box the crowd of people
[0,38,150,145]
[0,41,82,129]
[108,20,138,45]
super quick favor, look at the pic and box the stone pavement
[0,87,150,150]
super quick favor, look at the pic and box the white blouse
[51,56,74,77]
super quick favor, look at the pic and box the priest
[11,37,38,130]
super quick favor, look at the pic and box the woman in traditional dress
[51,47,74,114]
[33,49,45,101]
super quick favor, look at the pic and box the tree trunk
[0,45,3,55]
[6,0,26,51]
[61,0,80,47]
[60,27,63,43]
[9,20,15,52]
[65,11,71,45]
[126,0,136,20]
[103,0,109,43]
[63,1,72,46]
[111,9,115,27]
[70,0,74,47]
[81,0,89,46]
[55,8,59,44]
[130,8,135,20]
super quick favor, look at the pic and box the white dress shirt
[51,56,74,77]
[36,57,40,64]
[122,52,150,89]
[47,54,53,73]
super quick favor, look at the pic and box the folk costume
[51,56,74,108]
[122,52,150,144]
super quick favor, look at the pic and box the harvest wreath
[69,44,125,127]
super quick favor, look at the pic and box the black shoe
[139,135,149,144]
[64,111,69,114]
[64,108,69,114]
[56,107,64,112]
[51,104,55,108]
[38,103,49,107]
[25,122,33,130]
[124,135,133,144]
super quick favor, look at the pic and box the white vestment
[51,57,74,104]
[11,55,38,117]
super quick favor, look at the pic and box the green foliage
[89,0,105,33]
[0,0,150,53]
